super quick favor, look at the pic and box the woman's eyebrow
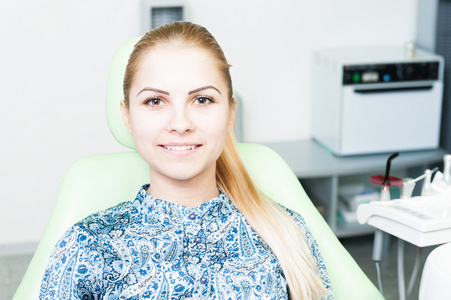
[188,85,222,95]
[137,87,170,96]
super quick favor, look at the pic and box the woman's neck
[147,171,220,208]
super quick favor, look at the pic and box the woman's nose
[166,106,194,134]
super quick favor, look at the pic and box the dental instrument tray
[357,197,451,247]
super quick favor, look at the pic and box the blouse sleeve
[282,206,334,299]
[39,224,103,299]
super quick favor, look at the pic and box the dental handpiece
[444,154,451,186]
[421,169,433,196]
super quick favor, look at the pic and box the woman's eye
[145,97,162,106]
[194,96,213,105]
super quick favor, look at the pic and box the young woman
[40,21,333,299]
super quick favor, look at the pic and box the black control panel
[343,62,439,85]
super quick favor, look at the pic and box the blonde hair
[123,21,327,299]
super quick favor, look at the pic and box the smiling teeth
[164,145,196,151]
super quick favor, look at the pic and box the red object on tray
[369,174,403,186]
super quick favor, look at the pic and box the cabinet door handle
[354,85,433,94]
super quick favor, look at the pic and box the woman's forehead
[140,44,216,66]
[132,46,225,89]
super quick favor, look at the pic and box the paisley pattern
[40,185,333,299]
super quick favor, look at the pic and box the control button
[194,236,202,244]
[189,213,196,220]
[200,276,206,284]
[383,74,391,82]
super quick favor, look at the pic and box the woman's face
[122,45,235,186]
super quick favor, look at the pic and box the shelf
[264,139,446,237]
[335,222,374,238]
[265,140,447,178]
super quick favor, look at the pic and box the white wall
[192,0,418,142]
[0,0,141,251]
[0,0,418,251]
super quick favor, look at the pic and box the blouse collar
[132,184,232,224]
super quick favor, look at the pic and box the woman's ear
[228,98,237,132]
[120,101,133,136]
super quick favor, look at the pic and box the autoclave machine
[311,46,444,156]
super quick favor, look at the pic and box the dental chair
[13,37,383,300]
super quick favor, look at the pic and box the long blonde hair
[124,21,327,299]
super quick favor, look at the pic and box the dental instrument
[369,152,402,294]
[357,154,451,300]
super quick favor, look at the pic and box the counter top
[264,140,447,178]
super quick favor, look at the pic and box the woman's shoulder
[46,201,135,262]
[51,200,134,248]
[41,202,136,298]
[277,204,333,297]
[73,200,134,237]
[277,205,308,227]
[276,204,317,246]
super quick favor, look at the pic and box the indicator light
[353,73,361,83]
[383,74,391,82]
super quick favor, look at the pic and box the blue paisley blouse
[40,185,334,299]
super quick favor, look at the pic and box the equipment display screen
[343,62,439,85]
